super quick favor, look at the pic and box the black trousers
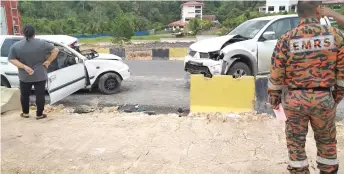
[19,80,46,116]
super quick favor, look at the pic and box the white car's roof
[0,35,68,46]
[0,35,25,40]
[35,35,77,45]
[250,14,298,21]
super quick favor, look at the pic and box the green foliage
[111,13,135,41]
[18,1,342,37]
[188,18,203,35]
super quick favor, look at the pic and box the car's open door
[47,61,86,105]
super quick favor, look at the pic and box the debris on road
[73,105,95,114]
[123,104,157,115]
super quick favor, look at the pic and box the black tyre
[1,77,11,88]
[226,62,252,78]
[98,73,122,94]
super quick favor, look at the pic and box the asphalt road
[56,60,190,113]
[28,59,344,117]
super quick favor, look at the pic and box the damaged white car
[0,35,130,104]
[184,14,332,78]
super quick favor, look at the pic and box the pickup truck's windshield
[228,20,270,39]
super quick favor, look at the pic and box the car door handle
[49,75,56,82]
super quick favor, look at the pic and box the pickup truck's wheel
[227,62,251,78]
[98,73,122,94]
[1,77,10,88]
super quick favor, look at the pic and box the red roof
[203,15,216,21]
[180,1,204,7]
[168,20,186,27]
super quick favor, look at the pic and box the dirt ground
[2,106,344,174]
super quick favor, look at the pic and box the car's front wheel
[226,62,252,78]
[1,77,11,88]
[98,73,122,94]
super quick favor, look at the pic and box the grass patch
[131,35,172,40]
[79,36,112,43]
[79,35,196,44]
[132,35,196,40]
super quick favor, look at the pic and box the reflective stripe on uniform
[336,80,344,87]
[268,79,284,90]
[289,159,309,168]
[316,156,338,165]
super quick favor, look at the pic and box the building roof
[203,15,216,21]
[322,0,344,4]
[168,20,186,27]
[288,0,344,5]
[180,1,204,8]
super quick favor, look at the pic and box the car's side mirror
[262,31,276,41]
[75,57,83,63]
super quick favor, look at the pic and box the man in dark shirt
[8,24,59,119]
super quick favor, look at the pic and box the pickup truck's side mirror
[262,31,276,41]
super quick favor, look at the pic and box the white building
[261,0,298,13]
[180,1,204,23]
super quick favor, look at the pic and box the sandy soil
[2,106,344,174]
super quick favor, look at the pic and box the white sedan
[184,14,332,78]
[0,35,130,104]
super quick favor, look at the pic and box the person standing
[8,24,59,120]
[268,1,344,174]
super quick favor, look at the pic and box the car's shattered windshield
[228,20,270,39]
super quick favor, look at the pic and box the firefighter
[268,1,344,174]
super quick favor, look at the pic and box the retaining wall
[109,47,189,61]
[81,45,190,61]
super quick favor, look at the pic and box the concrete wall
[109,47,188,61]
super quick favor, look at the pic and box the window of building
[268,6,274,12]
[290,5,296,12]
[195,10,201,13]
[195,6,201,9]
[188,11,194,14]
[279,6,286,11]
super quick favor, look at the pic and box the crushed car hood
[190,35,237,52]
[95,53,122,60]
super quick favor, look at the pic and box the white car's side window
[1,39,21,57]
[266,18,292,40]
[291,18,299,28]
[47,44,77,73]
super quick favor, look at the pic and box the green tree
[111,13,135,41]
[202,20,213,31]
[188,18,203,35]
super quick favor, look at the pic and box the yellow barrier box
[190,75,255,113]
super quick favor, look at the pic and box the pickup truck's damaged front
[184,14,332,78]
[184,34,254,77]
